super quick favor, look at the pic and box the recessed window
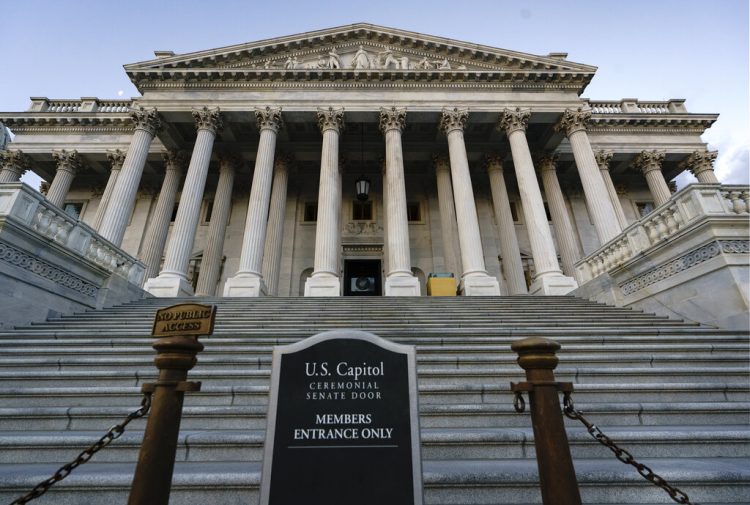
[352,200,373,221]
[636,201,655,218]
[203,200,214,224]
[407,202,422,222]
[303,202,318,222]
[63,202,83,219]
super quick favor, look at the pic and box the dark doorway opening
[344,259,382,296]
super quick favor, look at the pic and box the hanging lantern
[355,175,371,201]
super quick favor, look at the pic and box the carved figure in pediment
[378,48,401,69]
[327,48,341,69]
[416,57,433,70]
[351,45,372,69]
[436,58,451,70]
[284,56,299,69]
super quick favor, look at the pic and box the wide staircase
[0,296,747,505]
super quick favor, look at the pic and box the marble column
[498,108,577,295]
[91,149,126,230]
[538,155,582,278]
[224,106,282,297]
[145,106,222,297]
[305,107,344,297]
[0,150,30,183]
[47,150,81,208]
[380,106,420,296]
[99,107,161,246]
[196,153,239,296]
[681,150,719,183]
[261,154,291,296]
[433,154,462,282]
[594,150,629,229]
[439,108,500,296]
[485,154,527,294]
[138,150,185,282]
[633,150,670,206]
[556,107,621,243]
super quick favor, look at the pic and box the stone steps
[0,295,748,504]
[1,459,747,505]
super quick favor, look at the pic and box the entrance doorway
[343,259,382,296]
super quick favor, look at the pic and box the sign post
[260,329,423,505]
[127,303,216,505]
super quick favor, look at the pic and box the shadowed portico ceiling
[124,23,597,93]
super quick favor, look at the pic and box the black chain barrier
[561,392,696,505]
[9,392,152,505]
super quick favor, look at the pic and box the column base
[304,275,341,297]
[529,273,578,296]
[460,274,501,296]
[385,274,421,296]
[143,274,195,298]
[223,274,267,297]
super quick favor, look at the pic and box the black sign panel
[260,330,423,505]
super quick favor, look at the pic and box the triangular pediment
[125,23,595,76]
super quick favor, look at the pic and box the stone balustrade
[28,97,133,113]
[1,183,145,284]
[585,98,686,114]
[576,183,749,283]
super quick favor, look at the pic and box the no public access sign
[260,329,423,505]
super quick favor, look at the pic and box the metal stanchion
[127,303,216,505]
[511,336,581,505]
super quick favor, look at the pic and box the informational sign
[151,303,216,337]
[260,329,423,505]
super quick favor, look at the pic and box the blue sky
[2,0,747,184]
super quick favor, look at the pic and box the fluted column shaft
[634,151,670,206]
[539,157,581,277]
[139,154,184,282]
[486,157,527,294]
[195,156,237,296]
[161,130,217,279]
[99,107,160,246]
[434,156,462,278]
[313,110,343,277]
[441,114,489,280]
[594,150,629,229]
[261,156,290,296]
[381,110,412,276]
[92,150,126,230]
[47,150,80,208]
[558,108,621,243]
[500,112,561,279]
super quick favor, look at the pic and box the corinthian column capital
[130,106,161,136]
[633,150,666,175]
[162,149,187,172]
[679,150,718,176]
[255,106,283,133]
[317,107,345,133]
[594,149,613,170]
[439,107,468,134]
[555,107,592,136]
[379,106,406,134]
[192,106,223,133]
[52,149,81,174]
[497,107,530,135]
[0,150,30,171]
[537,154,559,173]
[484,153,503,172]
[106,149,126,169]
[432,153,450,172]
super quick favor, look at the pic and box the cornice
[588,114,717,131]
[0,115,132,133]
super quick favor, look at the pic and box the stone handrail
[0,183,145,284]
[585,99,687,114]
[28,97,134,113]
[575,184,749,282]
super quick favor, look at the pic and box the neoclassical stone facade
[2,24,739,309]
